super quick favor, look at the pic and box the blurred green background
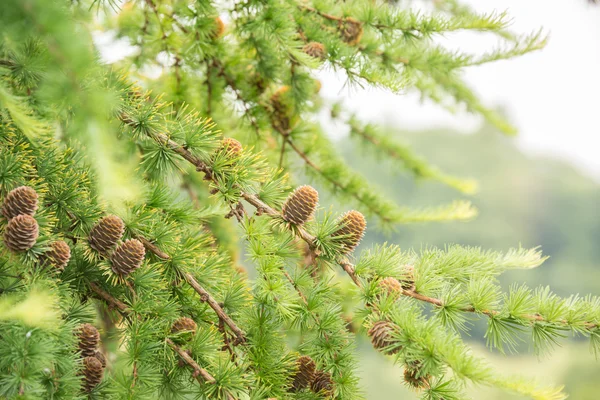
[332,123,600,399]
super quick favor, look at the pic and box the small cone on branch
[211,17,225,38]
[45,240,71,271]
[310,370,334,397]
[94,351,107,368]
[303,42,326,60]
[2,186,38,219]
[88,215,124,253]
[270,86,293,133]
[332,210,366,254]
[339,17,363,46]
[81,356,104,392]
[282,186,319,225]
[314,80,322,94]
[110,239,145,277]
[400,265,416,291]
[219,137,243,157]
[3,214,39,252]
[378,277,402,298]
[171,317,197,334]
[77,323,100,357]
[403,367,430,389]
[290,355,316,392]
[171,317,197,344]
[368,320,399,355]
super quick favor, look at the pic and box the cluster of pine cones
[1,186,71,270]
[76,323,106,392]
[289,355,335,397]
[281,185,366,254]
[88,215,145,277]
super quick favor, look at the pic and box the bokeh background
[315,0,600,398]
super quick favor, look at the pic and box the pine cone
[212,17,225,39]
[94,351,107,368]
[368,320,399,355]
[82,356,104,392]
[110,239,145,277]
[378,277,402,298]
[314,80,322,94]
[290,355,316,392]
[88,215,124,253]
[303,42,326,59]
[2,186,39,220]
[219,137,243,157]
[45,240,71,271]
[171,317,197,334]
[310,370,334,397]
[403,367,430,389]
[339,17,363,45]
[171,317,197,344]
[77,323,100,357]
[3,214,39,252]
[270,86,293,133]
[332,210,366,254]
[400,265,416,291]
[282,185,319,225]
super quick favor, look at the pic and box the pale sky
[318,0,600,179]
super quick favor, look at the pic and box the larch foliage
[0,0,597,399]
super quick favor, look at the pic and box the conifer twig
[133,233,248,343]
[184,272,247,345]
[88,283,236,398]
[89,282,130,315]
[165,338,217,385]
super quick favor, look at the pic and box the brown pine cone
[403,367,430,389]
[77,323,100,357]
[282,186,319,225]
[332,210,366,254]
[82,356,104,392]
[270,86,293,133]
[171,317,197,334]
[45,240,71,271]
[310,370,334,397]
[339,17,363,45]
[290,355,316,392]
[110,239,145,277]
[3,214,39,252]
[212,17,225,38]
[88,215,124,253]
[171,317,197,344]
[219,137,243,157]
[303,42,326,59]
[2,186,39,220]
[94,351,107,368]
[368,320,399,355]
[378,277,402,298]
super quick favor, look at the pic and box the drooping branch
[138,129,600,334]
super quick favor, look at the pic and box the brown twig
[88,283,236,398]
[165,338,216,384]
[184,272,247,344]
[132,231,248,344]
[89,282,130,315]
